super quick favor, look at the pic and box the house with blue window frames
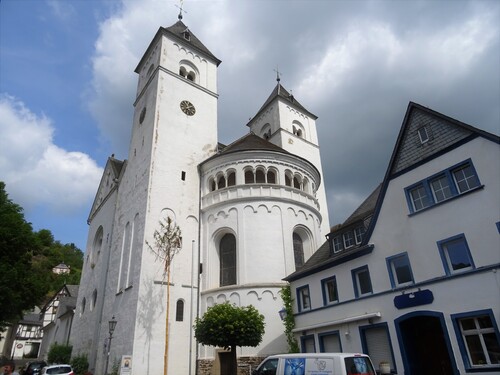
[285,102,500,375]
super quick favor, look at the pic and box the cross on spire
[176,0,187,20]
[273,66,282,83]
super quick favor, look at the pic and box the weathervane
[274,66,282,94]
[176,0,187,20]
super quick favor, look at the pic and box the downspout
[195,163,203,375]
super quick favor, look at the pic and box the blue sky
[1,0,499,253]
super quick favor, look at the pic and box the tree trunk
[231,345,238,375]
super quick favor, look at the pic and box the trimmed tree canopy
[194,302,265,350]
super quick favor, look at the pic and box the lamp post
[104,316,117,375]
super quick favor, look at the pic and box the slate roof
[135,20,221,72]
[248,83,317,126]
[219,133,292,155]
[284,185,380,281]
[286,102,499,283]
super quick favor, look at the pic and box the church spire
[274,66,281,94]
[176,0,186,20]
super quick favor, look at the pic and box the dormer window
[183,29,191,41]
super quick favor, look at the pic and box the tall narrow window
[321,276,339,305]
[343,231,354,248]
[333,237,343,253]
[176,300,184,321]
[293,233,305,270]
[220,234,236,286]
[293,176,301,189]
[297,286,311,312]
[245,170,255,184]
[386,253,414,288]
[285,174,292,187]
[354,226,365,244]
[227,171,236,186]
[267,170,276,184]
[256,169,265,183]
[352,266,373,297]
[217,175,226,189]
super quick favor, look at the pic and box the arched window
[293,233,305,270]
[176,300,184,321]
[220,234,236,286]
[90,290,97,312]
[292,121,305,139]
[80,298,86,316]
[267,170,276,184]
[91,226,103,267]
[256,169,265,183]
[293,176,301,189]
[285,174,292,187]
[179,60,199,84]
[227,171,236,186]
[245,170,255,184]
[209,177,216,192]
[187,72,195,81]
[217,175,226,189]
[179,66,187,78]
[303,178,309,193]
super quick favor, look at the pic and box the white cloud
[0,95,103,213]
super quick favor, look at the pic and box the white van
[252,353,377,375]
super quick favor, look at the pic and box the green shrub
[47,343,72,364]
[71,354,89,375]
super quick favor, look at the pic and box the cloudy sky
[1,0,499,252]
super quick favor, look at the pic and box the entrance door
[398,314,456,375]
[219,352,232,375]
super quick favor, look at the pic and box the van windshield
[344,356,376,375]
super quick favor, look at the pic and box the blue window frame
[296,285,311,312]
[301,334,316,353]
[386,252,414,288]
[405,159,481,213]
[333,236,343,252]
[319,330,342,352]
[451,309,500,370]
[351,265,373,298]
[437,234,474,275]
[360,323,397,374]
[321,276,339,305]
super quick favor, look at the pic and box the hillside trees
[0,182,83,329]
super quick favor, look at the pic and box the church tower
[247,80,331,235]
[70,17,221,375]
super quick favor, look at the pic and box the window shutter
[364,327,393,369]
[321,334,341,352]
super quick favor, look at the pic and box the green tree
[0,182,43,328]
[279,285,300,353]
[0,182,84,330]
[48,343,72,364]
[194,302,265,375]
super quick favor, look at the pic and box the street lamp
[278,307,287,321]
[104,316,117,375]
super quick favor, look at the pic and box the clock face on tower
[180,100,196,116]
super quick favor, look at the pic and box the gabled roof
[135,20,221,72]
[88,156,125,223]
[363,101,499,243]
[247,83,317,127]
[284,184,380,281]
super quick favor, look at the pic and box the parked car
[252,353,377,375]
[40,365,74,375]
[24,361,48,375]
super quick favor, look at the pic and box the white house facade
[70,16,330,375]
[285,102,500,375]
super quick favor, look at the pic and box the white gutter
[292,312,382,333]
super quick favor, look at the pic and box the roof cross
[273,66,282,83]
[176,0,187,20]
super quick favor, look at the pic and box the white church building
[70,16,330,375]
